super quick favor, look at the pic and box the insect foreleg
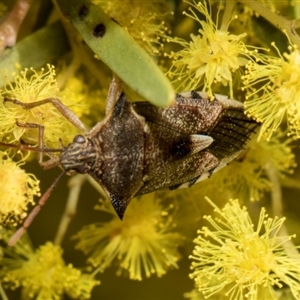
[14,121,61,169]
[4,97,87,132]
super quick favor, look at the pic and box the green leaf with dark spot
[56,0,175,107]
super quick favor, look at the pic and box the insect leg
[8,170,66,246]
[14,121,61,169]
[105,74,123,115]
[4,97,87,132]
[87,75,124,136]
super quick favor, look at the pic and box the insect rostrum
[60,91,259,219]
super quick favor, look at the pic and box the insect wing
[133,91,259,194]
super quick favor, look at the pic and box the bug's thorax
[60,134,99,175]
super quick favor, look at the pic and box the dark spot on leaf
[78,5,88,20]
[93,23,106,37]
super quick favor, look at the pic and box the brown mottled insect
[1,78,259,245]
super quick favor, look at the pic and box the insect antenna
[0,141,64,154]
[8,170,66,246]
[0,139,65,170]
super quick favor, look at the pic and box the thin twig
[0,284,8,300]
[239,0,300,48]
[87,176,107,199]
[0,0,31,55]
[54,174,87,245]
[265,162,299,256]
[220,0,235,31]
[292,1,300,20]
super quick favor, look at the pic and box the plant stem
[0,284,8,300]
[220,0,235,31]
[239,0,300,47]
[265,162,299,256]
[54,174,87,245]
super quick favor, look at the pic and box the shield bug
[1,78,259,245]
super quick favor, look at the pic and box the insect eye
[73,135,86,144]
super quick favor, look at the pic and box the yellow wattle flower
[74,193,184,280]
[0,235,100,300]
[165,1,250,98]
[243,43,300,140]
[0,151,40,225]
[189,198,300,300]
[0,65,86,149]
